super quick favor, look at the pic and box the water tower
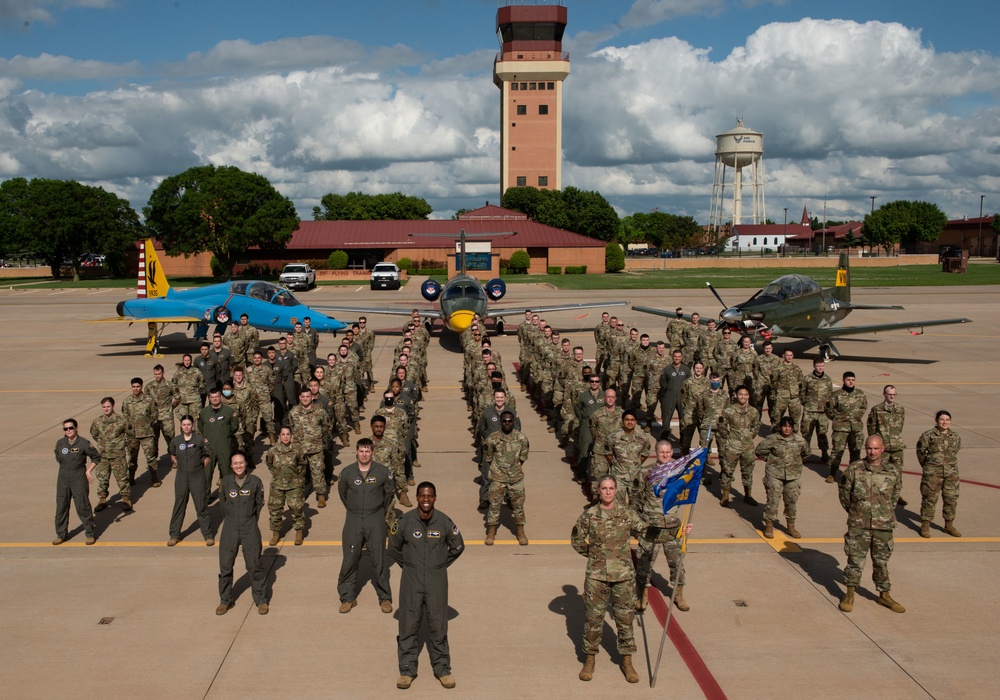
[708,118,766,242]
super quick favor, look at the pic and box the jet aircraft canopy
[228,281,302,307]
[442,281,488,302]
[759,274,821,301]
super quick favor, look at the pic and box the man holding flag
[634,440,695,612]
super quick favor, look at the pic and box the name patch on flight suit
[71,447,80,453]
[240,488,250,496]
[364,476,376,484]
[427,530,441,539]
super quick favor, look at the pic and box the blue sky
[1,0,998,222]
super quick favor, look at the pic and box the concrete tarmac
[0,278,997,699]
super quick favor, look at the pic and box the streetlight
[978,195,985,258]
[870,196,876,213]
[783,207,787,256]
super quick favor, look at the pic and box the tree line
[1,165,991,279]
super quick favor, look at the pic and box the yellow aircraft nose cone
[447,310,476,333]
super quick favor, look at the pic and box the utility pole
[979,195,985,258]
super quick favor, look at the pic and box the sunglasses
[63,426,75,431]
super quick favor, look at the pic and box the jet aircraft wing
[311,305,444,321]
[631,306,712,325]
[88,315,202,323]
[840,303,905,311]
[485,300,628,318]
[781,317,972,338]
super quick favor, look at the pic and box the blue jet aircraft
[94,239,347,355]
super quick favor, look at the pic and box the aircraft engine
[212,305,232,325]
[421,279,442,302]
[485,278,507,300]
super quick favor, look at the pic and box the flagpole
[650,500,696,688]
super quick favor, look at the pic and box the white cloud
[0,0,114,27]
[0,53,141,80]
[0,18,997,223]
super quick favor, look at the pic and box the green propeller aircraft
[633,253,972,360]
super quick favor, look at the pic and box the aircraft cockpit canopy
[442,282,488,302]
[229,281,301,306]
[760,274,821,301]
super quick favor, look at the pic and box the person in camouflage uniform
[665,308,686,354]
[372,415,410,509]
[602,319,624,390]
[769,349,805,431]
[247,351,276,443]
[238,314,259,364]
[357,316,375,387]
[172,354,205,426]
[695,372,728,479]
[274,336,297,410]
[728,334,756,400]
[680,313,705,366]
[209,332,233,388]
[222,321,248,372]
[230,366,261,452]
[679,361,710,454]
[916,410,962,538]
[838,435,905,614]
[558,348,588,447]
[122,377,160,486]
[712,327,737,390]
[326,353,351,445]
[751,341,780,418]
[825,371,868,483]
[290,322,313,386]
[643,341,672,432]
[589,389,623,494]
[594,312,611,378]
[285,387,332,508]
[145,364,175,457]
[800,358,833,463]
[374,391,410,485]
[698,319,720,373]
[482,411,530,546]
[866,384,907,507]
[755,416,810,538]
[476,389,520,509]
[90,397,131,511]
[338,343,361,433]
[602,411,651,505]
[265,426,306,546]
[634,440,694,612]
[571,474,652,684]
[626,333,653,414]
[718,385,761,506]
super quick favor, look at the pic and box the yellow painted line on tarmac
[5,536,999,548]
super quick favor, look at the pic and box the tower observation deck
[493,1,570,196]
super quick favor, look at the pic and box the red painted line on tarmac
[902,470,1000,490]
[647,587,728,700]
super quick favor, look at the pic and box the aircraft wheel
[819,344,833,362]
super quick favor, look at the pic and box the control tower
[708,118,766,241]
[493,1,570,196]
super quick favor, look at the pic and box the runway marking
[902,470,1000,490]
[646,586,728,699]
[6,536,999,548]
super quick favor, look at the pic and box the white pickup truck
[370,262,401,290]
[279,263,316,291]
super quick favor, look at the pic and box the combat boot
[269,530,280,546]
[762,521,774,539]
[825,467,839,484]
[620,655,639,683]
[341,432,351,447]
[719,490,730,507]
[399,491,413,508]
[94,496,108,513]
[516,525,528,546]
[317,494,327,508]
[579,654,596,682]
[944,520,962,537]
[150,470,161,487]
[898,495,908,506]
[786,519,801,539]
[877,591,905,613]
[635,587,648,612]
[484,526,496,546]
[674,585,689,611]
[121,498,133,512]
[919,520,931,538]
[268,433,277,446]
[743,488,759,506]
[294,530,304,546]
[839,586,855,612]
[353,420,361,434]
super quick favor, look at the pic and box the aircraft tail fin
[138,239,170,299]
[831,251,850,303]
[458,228,467,276]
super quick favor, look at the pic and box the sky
[1,0,998,224]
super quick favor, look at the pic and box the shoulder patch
[390,521,398,536]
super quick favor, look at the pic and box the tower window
[547,82,555,90]
[516,176,527,187]
[753,237,758,245]
[520,82,527,90]
[538,176,548,187]
[538,104,549,115]
[511,83,519,91]
[529,82,536,90]
[538,82,546,90]
[516,104,526,115]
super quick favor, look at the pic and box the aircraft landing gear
[818,341,841,362]
[495,317,506,335]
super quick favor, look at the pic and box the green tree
[144,165,299,277]
[313,191,432,220]
[620,211,700,251]
[605,241,625,272]
[992,213,1000,242]
[509,249,530,273]
[864,200,948,254]
[0,177,142,280]
[502,186,619,241]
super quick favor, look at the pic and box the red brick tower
[493,1,570,196]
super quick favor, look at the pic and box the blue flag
[652,446,707,513]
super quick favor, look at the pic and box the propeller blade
[706,282,728,309]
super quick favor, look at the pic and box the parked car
[370,262,401,290]
[278,263,316,290]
